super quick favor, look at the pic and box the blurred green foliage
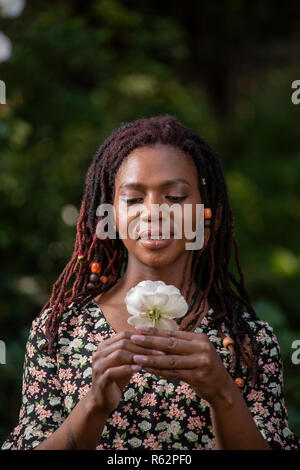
[0,0,300,442]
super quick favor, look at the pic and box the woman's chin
[135,246,186,268]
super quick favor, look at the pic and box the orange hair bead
[100,275,108,284]
[222,336,234,349]
[91,262,102,274]
[234,378,245,388]
[204,208,212,219]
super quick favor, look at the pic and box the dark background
[1,0,300,442]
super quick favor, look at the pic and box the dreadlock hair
[40,114,261,388]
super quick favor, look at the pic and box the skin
[35,143,271,450]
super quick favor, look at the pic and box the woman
[2,115,299,450]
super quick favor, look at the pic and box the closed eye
[124,196,187,205]
[124,198,143,205]
[166,196,187,202]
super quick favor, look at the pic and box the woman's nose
[140,193,162,222]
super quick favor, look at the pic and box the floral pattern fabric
[2,300,300,450]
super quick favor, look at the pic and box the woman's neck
[105,250,196,304]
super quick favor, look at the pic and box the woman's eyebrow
[119,178,191,189]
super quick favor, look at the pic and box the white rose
[83,367,92,378]
[49,397,62,406]
[125,280,188,329]
[168,420,181,435]
[124,388,136,401]
[128,437,142,448]
[185,431,198,442]
[138,420,152,432]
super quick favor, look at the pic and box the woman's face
[113,143,204,268]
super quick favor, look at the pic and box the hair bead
[91,262,102,274]
[204,208,212,219]
[234,377,245,388]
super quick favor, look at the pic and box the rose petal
[141,293,169,310]
[125,286,147,316]
[127,314,153,327]
[156,317,178,330]
[154,283,181,296]
[137,280,166,293]
[162,293,188,318]
[126,303,144,316]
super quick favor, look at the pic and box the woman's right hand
[89,331,165,415]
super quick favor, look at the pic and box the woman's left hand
[130,326,236,406]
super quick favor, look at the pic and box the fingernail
[135,325,151,332]
[131,335,145,342]
[131,364,142,371]
[133,355,148,363]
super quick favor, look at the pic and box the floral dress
[1,300,300,450]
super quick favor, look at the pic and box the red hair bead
[234,378,244,388]
[91,262,101,274]
[204,208,212,219]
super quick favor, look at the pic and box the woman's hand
[90,330,166,415]
[130,326,235,406]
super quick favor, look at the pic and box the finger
[93,349,136,374]
[100,338,166,359]
[130,333,198,354]
[96,330,136,350]
[101,364,142,386]
[94,345,165,375]
[131,353,198,369]
[143,367,191,382]
[134,326,200,341]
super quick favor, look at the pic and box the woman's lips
[137,234,174,250]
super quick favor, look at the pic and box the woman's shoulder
[240,310,282,357]
[241,310,277,335]
[241,310,275,333]
[29,299,107,344]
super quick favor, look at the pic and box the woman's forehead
[115,144,198,186]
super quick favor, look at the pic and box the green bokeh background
[1,0,300,443]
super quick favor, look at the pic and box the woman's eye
[123,196,187,204]
[166,196,187,202]
[125,198,143,205]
